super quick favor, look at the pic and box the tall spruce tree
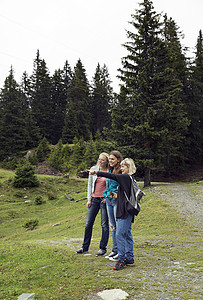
[62,59,91,143]
[163,15,188,86]
[30,50,54,142]
[188,30,203,162]
[112,0,189,184]
[50,62,72,144]
[21,72,41,148]
[91,64,113,137]
[62,60,73,90]
[0,67,28,160]
[157,15,189,172]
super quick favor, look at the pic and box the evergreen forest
[0,0,202,184]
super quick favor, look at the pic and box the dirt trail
[155,182,203,230]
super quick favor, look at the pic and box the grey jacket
[87,165,108,200]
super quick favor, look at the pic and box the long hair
[110,150,123,174]
[120,158,136,175]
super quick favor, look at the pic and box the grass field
[0,169,202,299]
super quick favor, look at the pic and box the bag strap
[123,176,135,202]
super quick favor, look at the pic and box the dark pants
[82,197,109,251]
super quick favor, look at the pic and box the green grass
[0,169,202,299]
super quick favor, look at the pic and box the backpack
[124,177,145,216]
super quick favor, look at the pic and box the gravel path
[156,182,203,230]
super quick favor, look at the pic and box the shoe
[96,249,107,256]
[108,251,117,258]
[124,258,135,266]
[76,248,88,254]
[109,253,119,261]
[113,260,126,270]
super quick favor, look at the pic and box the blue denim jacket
[103,169,118,199]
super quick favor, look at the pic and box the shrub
[22,218,39,229]
[13,161,40,188]
[34,196,45,205]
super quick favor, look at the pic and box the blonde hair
[97,152,109,168]
[120,158,136,175]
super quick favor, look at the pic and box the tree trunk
[144,167,151,187]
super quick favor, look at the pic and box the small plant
[22,218,39,229]
[34,196,45,205]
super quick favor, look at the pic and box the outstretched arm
[89,170,118,181]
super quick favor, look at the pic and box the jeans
[116,214,134,261]
[82,197,109,251]
[106,197,117,252]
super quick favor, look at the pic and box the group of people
[76,150,140,271]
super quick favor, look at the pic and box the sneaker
[76,248,88,254]
[109,253,119,261]
[108,251,117,258]
[96,249,107,256]
[113,260,125,271]
[124,258,135,266]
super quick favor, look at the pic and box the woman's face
[121,164,129,174]
[98,154,108,168]
[109,154,119,167]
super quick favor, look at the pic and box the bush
[22,218,39,229]
[34,196,45,205]
[13,161,40,188]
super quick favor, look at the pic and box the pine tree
[83,137,97,169]
[0,67,28,160]
[113,0,189,184]
[13,161,40,188]
[36,137,50,162]
[118,0,161,93]
[71,136,86,165]
[30,50,54,142]
[49,138,64,170]
[188,30,203,162]
[50,61,73,144]
[51,72,67,143]
[111,86,134,148]
[24,112,41,149]
[21,72,41,148]
[62,60,73,90]
[62,59,91,143]
[163,15,188,86]
[91,64,113,137]
[62,100,79,143]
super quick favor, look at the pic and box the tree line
[0,0,202,181]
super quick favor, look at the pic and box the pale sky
[0,0,202,92]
